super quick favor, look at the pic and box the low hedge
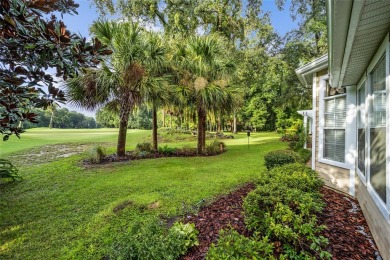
[242,164,330,259]
[264,150,301,169]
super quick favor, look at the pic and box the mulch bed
[181,184,382,260]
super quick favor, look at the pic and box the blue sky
[61,0,299,117]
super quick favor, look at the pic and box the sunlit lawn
[0,128,286,259]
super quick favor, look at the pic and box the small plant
[205,140,225,155]
[111,219,198,259]
[87,146,106,164]
[206,229,275,260]
[264,150,300,169]
[134,151,150,158]
[0,159,21,181]
[158,145,177,155]
[136,142,152,152]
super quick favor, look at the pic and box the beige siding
[316,162,350,193]
[355,177,390,260]
[313,70,351,194]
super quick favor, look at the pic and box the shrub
[206,229,275,260]
[0,159,21,181]
[111,219,198,259]
[158,145,177,155]
[87,146,106,164]
[205,140,225,155]
[256,164,323,193]
[243,164,330,259]
[298,148,312,163]
[264,150,300,169]
[136,142,152,152]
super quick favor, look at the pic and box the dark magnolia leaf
[3,135,9,141]
[14,66,28,74]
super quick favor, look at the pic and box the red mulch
[181,184,381,260]
[318,187,380,260]
[182,183,255,259]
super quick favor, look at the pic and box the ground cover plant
[0,129,285,259]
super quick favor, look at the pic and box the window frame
[356,78,367,183]
[359,34,390,219]
[318,76,349,169]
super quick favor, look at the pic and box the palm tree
[65,21,167,156]
[173,35,235,154]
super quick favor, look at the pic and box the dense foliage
[264,149,301,169]
[242,164,330,259]
[0,0,110,140]
[23,108,97,129]
[207,229,275,259]
[111,219,198,259]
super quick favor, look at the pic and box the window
[323,86,346,163]
[357,84,366,175]
[369,56,386,203]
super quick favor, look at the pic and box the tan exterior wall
[355,177,390,260]
[313,70,351,194]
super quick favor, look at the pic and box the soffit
[341,0,390,86]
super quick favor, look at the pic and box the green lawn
[0,128,286,259]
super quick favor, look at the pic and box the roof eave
[327,0,354,87]
[295,55,328,87]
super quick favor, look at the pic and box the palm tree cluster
[65,20,238,156]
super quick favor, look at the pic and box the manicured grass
[0,129,286,259]
[0,128,149,156]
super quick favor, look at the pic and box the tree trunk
[117,94,132,157]
[152,104,158,151]
[233,114,237,134]
[49,110,54,129]
[162,109,165,127]
[197,106,206,154]
[217,115,221,133]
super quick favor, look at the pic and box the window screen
[357,85,366,175]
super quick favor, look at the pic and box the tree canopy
[0,0,111,140]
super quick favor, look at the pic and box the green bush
[158,145,177,155]
[0,159,21,181]
[136,142,152,152]
[243,164,330,259]
[264,150,300,169]
[111,219,198,259]
[87,146,106,164]
[256,164,323,193]
[206,229,275,260]
[205,140,225,155]
[298,148,312,163]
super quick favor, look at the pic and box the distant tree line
[96,106,152,130]
[24,108,97,129]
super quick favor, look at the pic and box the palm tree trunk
[197,106,206,154]
[152,104,158,151]
[233,113,237,134]
[117,95,132,157]
[217,115,221,133]
[162,109,165,127]
[49,110,54,129]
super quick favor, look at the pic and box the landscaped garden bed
[181,183,380,260]
[84,140,227,165]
